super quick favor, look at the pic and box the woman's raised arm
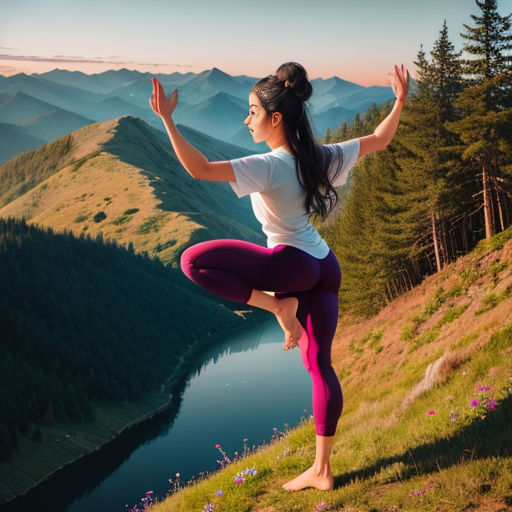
[150,77,210,179]
[358,64,408,158]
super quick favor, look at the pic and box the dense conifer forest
[318,1,512,318]
[0,217,239,460]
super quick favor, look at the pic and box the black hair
[252,61,344,221]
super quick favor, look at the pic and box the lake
[6,313,314,511]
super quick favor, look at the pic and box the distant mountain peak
[208,67,231,78]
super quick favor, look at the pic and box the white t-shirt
[228,138,360,259]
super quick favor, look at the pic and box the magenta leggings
[180,239,343,436]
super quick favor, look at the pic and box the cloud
[53,55,85,59]
[0,53,196,68]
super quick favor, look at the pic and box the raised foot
[281,465,334,491]
[275,296,302,351]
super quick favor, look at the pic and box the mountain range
[0,66,396,165]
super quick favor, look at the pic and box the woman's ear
[272,112,283,127]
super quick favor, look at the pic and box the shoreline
[1,308,268,509]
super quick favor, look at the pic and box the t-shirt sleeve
[228,152,273,198]
[322,137,360,187]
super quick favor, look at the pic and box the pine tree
[446,0,512,238]
[413,43,434,93]
[394,21,468,275]
[429,19,465,119]
[460,0,512,84]
[445,74,512,237]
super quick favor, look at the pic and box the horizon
[2,0,511,87]
[0,65,396,89]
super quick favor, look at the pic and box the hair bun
[275,61,312,102]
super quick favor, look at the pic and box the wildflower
[411,481,435,496]
[488,398,498,411]
[426,410,436,415]
[216,489,223,496]
[203,504,215,512]
[234,476,245,484]
[315,501,330,511]
[145,491,153,497]
[470,399,479,408]
[215,444,221,448]
[450,409,459,422]
[477,384,490,392]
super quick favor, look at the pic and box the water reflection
[2,313,312,512]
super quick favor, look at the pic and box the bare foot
[275,297,302,351]
[281,465,334,491]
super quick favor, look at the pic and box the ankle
[313,463,332,476]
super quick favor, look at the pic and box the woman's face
[244,92,273,143]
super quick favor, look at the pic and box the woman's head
[244,62,312,145]
[245,62,344,222]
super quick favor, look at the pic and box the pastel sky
[1,0,511,86]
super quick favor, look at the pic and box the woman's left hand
[150,77,178,119]
[388,64,409,103]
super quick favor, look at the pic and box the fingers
[155,79,161,114]
[151,78,159,114]
[395,64,406,90]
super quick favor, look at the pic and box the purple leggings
[180,239,343,436]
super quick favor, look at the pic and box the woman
[150,62,408,492]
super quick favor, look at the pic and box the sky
[1,0,511,86]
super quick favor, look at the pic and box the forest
[318,0,512,317]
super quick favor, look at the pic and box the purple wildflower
[203,504,215,512]
[426,410,436,415]
[470,399,479,408]
[411,481,435,496]
[488,398,498,411]
[216,489,223,496]
[315,502,329,512]
[478,384,491,392]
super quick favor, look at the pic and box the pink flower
[477,384,490,392]
[426,410,436,415]
[488,398,498,411]
[470,399,479,408]
[411,481,435,496]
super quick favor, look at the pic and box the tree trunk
[495,181,505,232]
[482,162,495,239]
[431,209,442,272]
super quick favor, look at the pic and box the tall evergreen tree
[429,19,466,119]
[394,22,468,275]
[460,0,512,84]
[446,0,512,238]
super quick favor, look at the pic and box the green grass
[489,260,509,286]
[112,214,133,225]
[475,285,512,315]
[450,330,480,351]
[146,322,512,512]
[137,213,169,234]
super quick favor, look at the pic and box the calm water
[6,314,314,511]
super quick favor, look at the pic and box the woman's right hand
[150,77,178,119]
[388,64,409,102]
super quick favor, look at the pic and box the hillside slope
[144,227,512,512]
[0,115,265,265]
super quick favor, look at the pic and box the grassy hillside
[0,115,265,266]
[136,227,512,512]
